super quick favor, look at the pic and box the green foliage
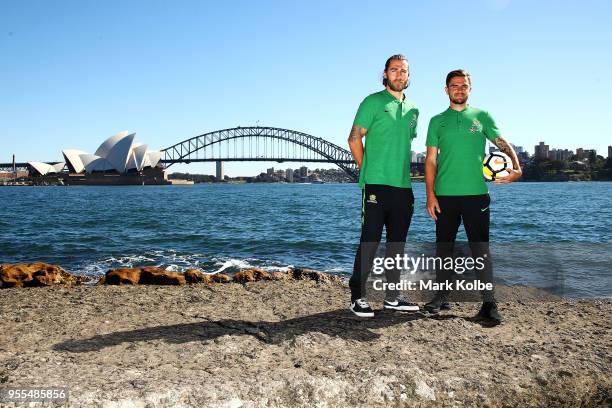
[168,172,218,183]
[521,158,612,181]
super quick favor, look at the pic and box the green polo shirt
[354,89,418,189]
[426,106,501,196]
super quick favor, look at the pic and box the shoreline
[3,179,612,187]
[1,262,608,301]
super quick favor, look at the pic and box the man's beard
[450,95,468,104]
[388,80,408,92]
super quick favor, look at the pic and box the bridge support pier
[216,160,224,181]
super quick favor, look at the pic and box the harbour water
[1,182,610,298]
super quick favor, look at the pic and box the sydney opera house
[28,131,169,185]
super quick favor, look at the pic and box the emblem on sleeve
[410,113,418,128]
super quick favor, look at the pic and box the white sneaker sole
[350,306,374,317]
[384,304,420,312]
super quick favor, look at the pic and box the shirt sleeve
[482,111,502,142]
[411,109,419,139]
[425,117,439,147]
[353,96,376,129]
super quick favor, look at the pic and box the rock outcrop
[2,263,343,288]
[184,269,212,284]
[210,273,232,283]
[97,267,186,286]
[233,268,270,283]
[0,263,78,288]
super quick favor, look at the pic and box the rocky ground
[0,273,610,407]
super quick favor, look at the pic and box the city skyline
[1,1,611,176]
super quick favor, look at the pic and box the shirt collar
[447,105,471,114]
[384,88,406,103]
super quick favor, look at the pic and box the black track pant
[435,194,495,302]
[349,184,414,301]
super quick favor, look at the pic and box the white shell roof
[94,131,130,158]
[145,151,162,168]
[62,131,160,174]
[79,154,101,168]
[81,155,115,173]
[62,149,87,173]
[53,162,66,172]
[104,133,135,173]
[133,144,149,171]
[28,162,56,175]
[126,153,138,170]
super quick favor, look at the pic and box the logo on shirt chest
[469,119,483,133]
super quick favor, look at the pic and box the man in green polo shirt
[424,69,522,324]
[347,54,420,317]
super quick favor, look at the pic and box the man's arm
[492,136,522,184]
[425,146,441,220]
[347,125,367,168]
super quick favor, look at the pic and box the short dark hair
[382,54,409,86]
[445,69,471,87]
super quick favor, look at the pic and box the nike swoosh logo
[385,301,398,306]
[481,207,489,212]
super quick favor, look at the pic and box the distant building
[514,145,524,154]
[286,168,294,182]
[535,142,549,159]
[411,150,417,163]
[549,149,572,161]
[266,167,274,176]
[518,151,530,161]
[299,166,309,177]
[576,148,596,161]
[416,153,426,164]
[608,146,612,159]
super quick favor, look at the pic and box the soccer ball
[483,152,512,181]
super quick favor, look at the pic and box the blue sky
[1,0,610,176]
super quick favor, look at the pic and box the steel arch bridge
[160,126,359,181]
[0,163,29,173]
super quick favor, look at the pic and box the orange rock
[210,273,232,283]
[102,268,142,285]
[233,268,270,283]
[184,269,212,284]
[0,263,70,288]
[100,267,186,285]
[140,267,186,285]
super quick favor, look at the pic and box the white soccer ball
[483,151,512,181]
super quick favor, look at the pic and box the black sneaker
[424,293,451,314]
[383,297,419,312]
[350,298,374,317]
[477,302,502,324]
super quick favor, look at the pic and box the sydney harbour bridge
[1,126,424,181]
[160,126,359,180]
